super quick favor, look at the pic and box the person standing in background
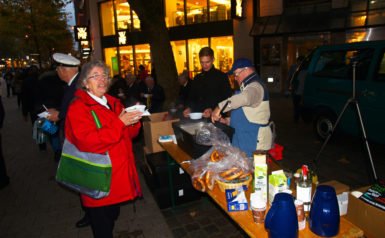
[139,75,165,113]
[46,53,80,131]
[37,67,66,161]
[4,70,14,98]
[0,73,6,128]
[183,47,232,118]
[176,70,191,109]
[123,72,141,107]
[0,74,9,189]
[286,56,304,97]
[13,69,24,108]
[45,53,91,229]
[289,56,308,123]
[107,74,128,104]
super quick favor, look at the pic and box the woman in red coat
[65,61,143,238]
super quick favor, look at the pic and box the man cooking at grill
[211,58,273,156]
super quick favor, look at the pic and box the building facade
[73,0,385,93]
[74,0,254,81]
[252,0,385,92]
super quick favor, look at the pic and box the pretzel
[219,167,239,178]
[210,150,225,162]
[238,172,251,179]
[192,177,206,192]
[205,171,215,191]
[221,169,244,181]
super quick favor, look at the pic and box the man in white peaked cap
[47,53,90,228]
[47,53,80,124]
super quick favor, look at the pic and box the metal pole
[354,102,377,180]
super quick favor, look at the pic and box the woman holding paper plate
[64,61,143,238]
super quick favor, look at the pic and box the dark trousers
[87,204,120,238]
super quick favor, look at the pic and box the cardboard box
[143,147,191,187]
[320,180,350,215]
[143,112,179,153]
[321,180,350,195]
[346,186,385,238]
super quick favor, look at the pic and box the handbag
[55,110,112,199]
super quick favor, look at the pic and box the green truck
[292,40,385,144]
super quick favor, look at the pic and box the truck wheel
[313,111,337,141]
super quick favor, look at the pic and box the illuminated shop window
[209,0,231,22]
[104,47,118,76]
[186,0,208,24]
[165,0,185,27]
[100,1,115,36]
[134,44,152,75]
[187,38,209,78]
[119,46,134,76]
[171,40,188,74]
[211,36,233,73]
[115,0,141,31]
[166,0,231,27]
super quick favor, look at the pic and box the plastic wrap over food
[195,123,230,146]
[186,143,253,192]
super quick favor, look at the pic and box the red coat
[65,90,142,207]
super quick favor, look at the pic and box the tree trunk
[127,0,179,109]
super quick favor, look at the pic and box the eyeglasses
[87,74,109,81]
[234,68,247,77]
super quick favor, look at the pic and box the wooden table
[159,142,364,238]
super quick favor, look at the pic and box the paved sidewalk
[0,97,173,238]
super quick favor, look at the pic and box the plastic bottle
[296,165,312,213]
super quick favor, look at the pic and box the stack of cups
[250,191,266,224]
[295,199,306,230]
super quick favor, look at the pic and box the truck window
[313,49,373,81]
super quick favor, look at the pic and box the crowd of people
[0,46,276,237]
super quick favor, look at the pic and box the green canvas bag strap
[91,110,102,129]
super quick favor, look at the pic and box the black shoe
[75,215,90,228]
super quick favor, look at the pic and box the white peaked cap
[53,53,80,67]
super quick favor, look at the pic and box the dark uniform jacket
[59,74,79,127]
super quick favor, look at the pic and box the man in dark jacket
[37,69,66,160]
[176,70,191,109]
[46,53,80,131]
[45,53,90,229]
[183,47,232,118]
[139,75,165,113]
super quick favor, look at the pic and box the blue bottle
[265,193,298,238]
[309,185,340,237]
